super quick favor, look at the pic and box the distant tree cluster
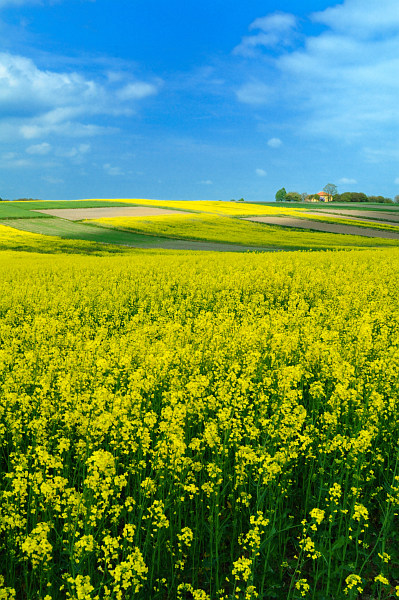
[334,192,394,204]
[275,185,398,204]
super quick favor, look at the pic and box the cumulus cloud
[255,168,267,176]
[236,81,272,105]
[0,0,91,7]
[42,175,64,184]
[58,143,91,158]
[0,52,159,141]
[312,0,399,37]
[267,137,282,148]
[0,0,43,6]
[234,12,297,56]
[339,177,357,184]
[0,154,30,168]
[103,163,124,176]
[235,1,399,143]
[26,142,51,154]
[117,82,158,101]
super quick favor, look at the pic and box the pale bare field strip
[33,206,190,221]
[316,209,399,223]
[245,216,399,239]
[305,211,399,227]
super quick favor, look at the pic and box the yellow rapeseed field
[88,213,399,250]
[1,246,399,599]
[84,199,302,217]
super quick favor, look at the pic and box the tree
[323,183,338,198]
[340,191,367,203]
[395,195,399,204]
[275,187,287,202]
[285,192,302,202]
[300,193,308,202]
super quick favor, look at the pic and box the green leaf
[331,535,347,552]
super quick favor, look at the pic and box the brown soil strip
[314,209,399,223]
[32,206,190,220]
[303,212,399,227]
[245,216,399,239]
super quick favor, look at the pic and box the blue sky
[1,0,399,201]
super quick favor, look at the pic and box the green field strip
[0,204,54,219]
[8,199,147,211]
[0,200,142,219]
[0,218,171,246]
[91,212,399,250]
[0,218,279,252]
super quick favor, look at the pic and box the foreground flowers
[1,247,399,599]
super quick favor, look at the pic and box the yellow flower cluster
[1,246,399,599]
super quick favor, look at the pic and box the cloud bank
[235,0,399,147]
[234,12,298,56]
[0,52,159,140]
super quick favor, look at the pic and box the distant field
[0,219,274,252]
[245,216,399,239]
[88,212,399,249]
[0,199,152,219]
[2,199,399,252]
[0,204,51,219]
[272,201,399,211]
[293,211,399,233]
[34,206,190,220]
[313,209,399,222]
[86,198,306,217]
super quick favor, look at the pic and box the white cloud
[395,178,399,185]
[339,177,357,184]
[267,137,282,148]
[42,175,64,184]
[0,52,159,141]
[236,81,272,105]
[0,155,31,168]
[103,163,124,176]
[2,151,16,159]
[0,0,91,7]
[0,0,43,6]
[26,142,51,154]
[265,1,399,142]
[255,168,267,176]
[117,82,158,101]
[57,143,91,158]
[198,179,213,185]
[312,0,399,37]
[234,12,297,56]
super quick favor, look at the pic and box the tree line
[276,185,399,204]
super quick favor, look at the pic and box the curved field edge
[87,213,399,249]
[0,221,278,254]
[294,212,399,232]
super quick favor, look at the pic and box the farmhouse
[316,191,333,202]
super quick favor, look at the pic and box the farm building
[316,191,333,202]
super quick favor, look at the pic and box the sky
[1,0,399,201]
